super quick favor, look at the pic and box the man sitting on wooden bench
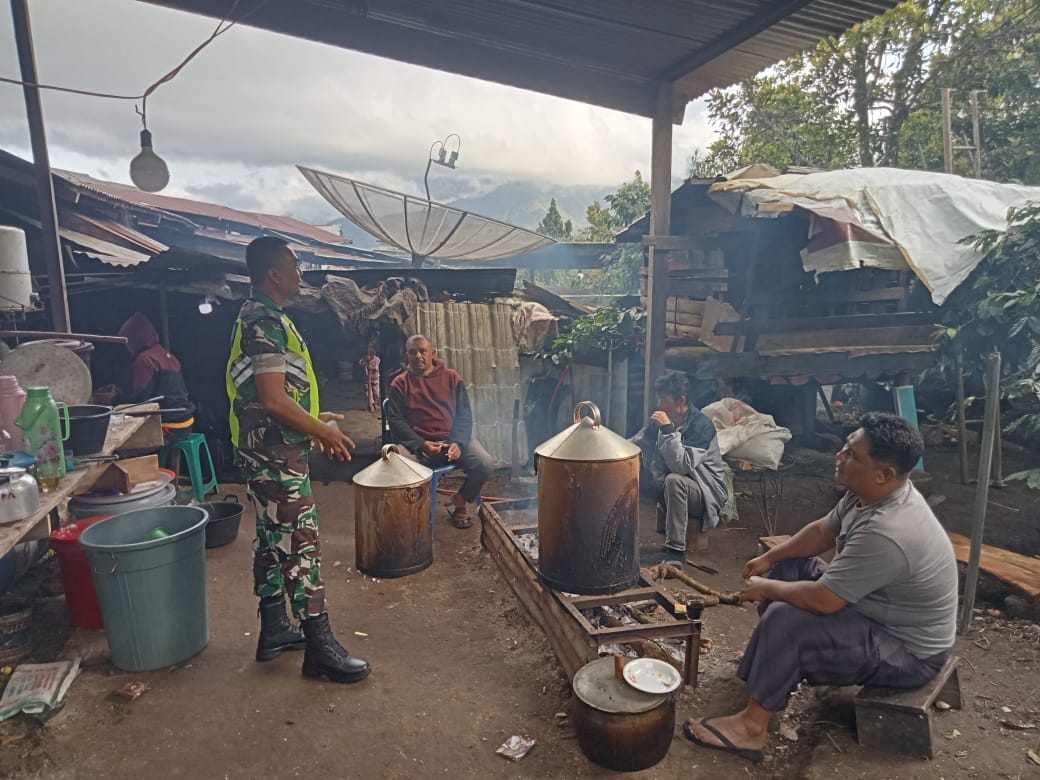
[683,413,958,764]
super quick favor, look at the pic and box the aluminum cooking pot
[0,464,41,524]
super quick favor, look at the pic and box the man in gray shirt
[683,413,957,764]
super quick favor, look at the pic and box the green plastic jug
[15,387,69,491]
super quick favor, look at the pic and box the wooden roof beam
[661,0,818,83]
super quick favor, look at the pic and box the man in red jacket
[387,334,494,528]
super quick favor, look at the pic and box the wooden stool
[854,655,961,758]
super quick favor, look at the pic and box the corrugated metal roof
[408,301,526,468]
[143,0,901,118]
[61,227,154,267]
[56,171,351,247]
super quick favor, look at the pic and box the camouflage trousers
[240,443,325,620]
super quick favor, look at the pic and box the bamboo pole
[959,350,1001,634]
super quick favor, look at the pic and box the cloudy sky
[0,0,717,224]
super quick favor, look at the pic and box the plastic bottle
[15,387,69,492]
[0,376,27,451]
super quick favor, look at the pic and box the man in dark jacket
[630,370,728,564]
[387,334,494,529]
[116,312,195,441]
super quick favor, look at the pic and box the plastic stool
[161,433,217,501]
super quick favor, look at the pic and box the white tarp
[709,168,1040,304]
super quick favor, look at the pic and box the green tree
[536,198,573,240]
[569,172,651,293]
[936,202,1040,486]
[695,0,1040,184]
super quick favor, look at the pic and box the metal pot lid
[534,401,640,463]
[572,656,669,714]
[353,444,432,489]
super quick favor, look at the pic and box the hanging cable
[0,0,250,128]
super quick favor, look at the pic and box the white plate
[0,342,92,405]
[623,658,682,695]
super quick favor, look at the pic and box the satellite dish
[298,166,555,264]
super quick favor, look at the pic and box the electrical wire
[0,0,251,128]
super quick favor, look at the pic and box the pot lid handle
[380,443,400,461]
[572,401,601,428]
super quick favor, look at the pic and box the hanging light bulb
[129,129,170,192]
[198,295,215,315]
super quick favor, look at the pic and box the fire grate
[479,501,701,687]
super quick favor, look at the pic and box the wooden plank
[714,312,936,336]
[670,298,706,315]
[756,325,937,353]
[749,287,910,309]
[948,532,1040,602]
[568,587,664,608]
[0,330,128,345]
[666,336,707,348]
[699,296,739,352]
[666,312,704,328]
[687,349,937,380]
[642,235,699,251]
[672,280,728,299]
[0,409,160,559]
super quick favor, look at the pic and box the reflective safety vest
[226,306,320,448]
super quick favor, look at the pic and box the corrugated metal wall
[408,302,527,468]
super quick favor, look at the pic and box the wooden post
[959,350,1000,635]
[10,0,70,333]
[644,82,674,418]
[941,88,954,175]
[158,281,171,350]
[955,352,969,485]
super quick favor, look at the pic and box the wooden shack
[618,168,939,434]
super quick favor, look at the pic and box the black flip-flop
[447,505,473,529]
[682,718,765,764]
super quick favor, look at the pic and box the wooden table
[0,407,164,559]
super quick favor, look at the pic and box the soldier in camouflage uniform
[227,235,370,684]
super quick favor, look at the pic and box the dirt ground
[1,437,1038,779]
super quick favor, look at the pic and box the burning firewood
[643,564,742,605]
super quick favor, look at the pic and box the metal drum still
[535,401,641,595]
[353,444,433,578]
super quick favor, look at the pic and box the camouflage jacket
[227,293,318,451]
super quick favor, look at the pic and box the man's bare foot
[685,713,768,752]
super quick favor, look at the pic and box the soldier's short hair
[246,236,291,285]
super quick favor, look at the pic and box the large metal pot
[570,656,675,772]
[0,465,40,524]
[353,444,433,578]
[535,401,641,595]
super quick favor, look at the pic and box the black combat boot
[256,596,307,662]
[301,613,371,684]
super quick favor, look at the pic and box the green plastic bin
[79,506,209,672]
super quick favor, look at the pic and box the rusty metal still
[353,444,433,578]
[535,401,641,595]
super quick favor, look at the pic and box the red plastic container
[50,514,112,629]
